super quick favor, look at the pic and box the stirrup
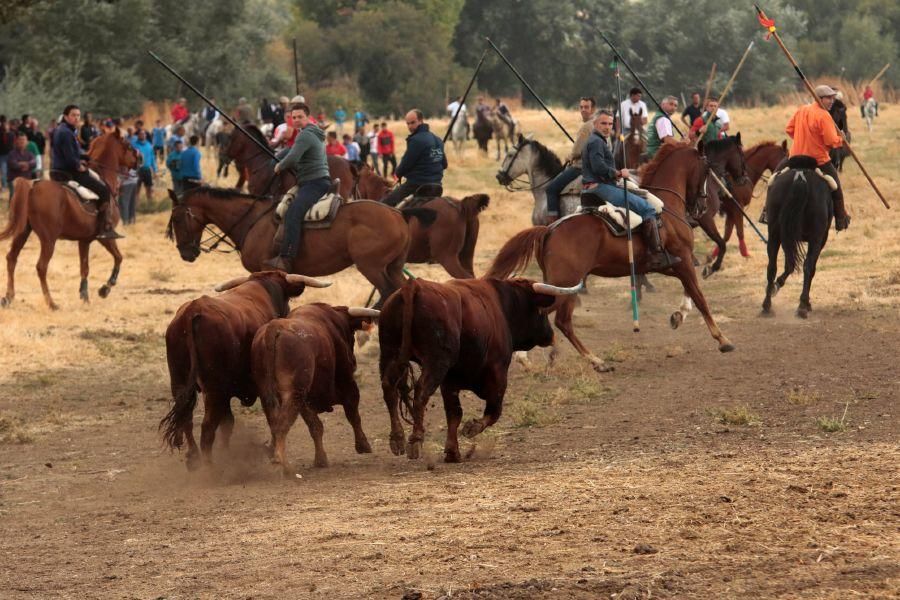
[96,229,124,240]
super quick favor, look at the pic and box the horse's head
[90,129,139,170]
[629,108,644,136]
[166,189,204,262]
[357,165,392,200]
[701,133,748,186]
[496,133,535,185]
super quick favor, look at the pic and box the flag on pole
[756,7,776,40]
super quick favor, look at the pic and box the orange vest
[785,104,842,166]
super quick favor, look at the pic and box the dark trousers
[381,153,397,176]
[118,182,137,224]
[370,154,381,174]
[53,169,111,206]
[545,166,581,216]
[382,180,420,207]
[280,177,331,259]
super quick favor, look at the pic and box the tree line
[1,0,896,126]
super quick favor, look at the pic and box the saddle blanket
[578,204,643,234]
[63,169,104,201]
[275,187,343,228]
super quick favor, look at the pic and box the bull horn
[348,307,380,318]
[284,274,332,288]
[532,281,584,296]
[214,276,250,292]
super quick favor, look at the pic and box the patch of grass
[17,373,56,390]
[508,391,561,429]
[568,377,610,403]
[602,342,633,364]
[816,402,850,433]
[148,269,174,283]
[708,405,761,426]
[78,328,159,359]
[787,389,821,406]
[136,194,172,214]
[0,416,34,445]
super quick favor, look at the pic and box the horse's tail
[459,194,490,277]
[0,178,32,242]
[159,314,202,450]
[779,170,811,274]
[400,207,437,227]
[485,225,548,279]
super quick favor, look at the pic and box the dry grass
[708,405,761,427]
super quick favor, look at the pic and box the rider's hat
[814,84,837,98]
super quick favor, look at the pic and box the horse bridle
[497,140,554,192]
[171,195,274,255]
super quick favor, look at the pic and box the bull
[379,277,582,462]
[251,303,381,475]
[160,271,331,470]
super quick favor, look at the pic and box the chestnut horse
[355,165,490,278]
[487,142,742,372]
[0,130,138,309]
[226,124,355,199]
[165,186,431,307]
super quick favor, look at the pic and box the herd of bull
[161,270,582,474]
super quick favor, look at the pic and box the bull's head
[166,189,203,262]
[499,278,583,351]
[214,273,332,293]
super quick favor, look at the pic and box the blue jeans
[119,182,137,224]
[584,183,657,222]
[545,166,580,216]
[280,177,331,259]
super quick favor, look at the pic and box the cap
[290,95,306,104]
[814,84,837,98]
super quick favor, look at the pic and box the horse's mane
[244,124,268,147]
[183,185,269,201]
[639,142,694,184]
[744,140,778,160]
[703,136,741,154]
[528,139,564,176]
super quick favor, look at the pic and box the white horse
[449,106,468,160]
[864,97,877,132]
[204,118,224,147]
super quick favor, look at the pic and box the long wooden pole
[702,62,717,108]
[866,63,890,89]
[443,48,488,144]
[614,58,640,332]
[700,39,755,133]
[755,5,890,210]
[292,39,301,96]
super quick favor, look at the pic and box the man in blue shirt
[151,120,167,163]
[132,129,157,207]
[180,135,202,192]
[381,109,447,207]
[334,105,347,135]
[166,139,185,195]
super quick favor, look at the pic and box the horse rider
[447,96,469,139]
[766,85,850,231]
[544,96,598,224]
[861,84,877,118]
[475,95,492,122]
[50,104,122,240]
[582,110,678,270]
[381,109,447,207]
[170,98,189,126]
[645,95,679,160]
[494,97,515,129]
[617,87,648,135]
[689,96,725,143]
[264,102,331,272]
[236,97,254,125]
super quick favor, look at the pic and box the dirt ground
[1,106,898,599]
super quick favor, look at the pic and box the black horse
[760,156,833,319]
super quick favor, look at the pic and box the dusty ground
[1,105,898,599]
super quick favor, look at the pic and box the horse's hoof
[670,312,684,330]
[591,361,615,374]
[98,285,111,299]
[406,439,422,460]
[701,265,714,279]
[719,342,736,353]
[796,307,809,319]
[185,454,201,472]
[389,435,405,456]
[0,297,10,308]
[48,302,59,311]
[461,419,485,438]
[759,308,774,318]
[444,448,462,463]
[355,440,373,454]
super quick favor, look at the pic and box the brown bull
[379,277,581,462]
[160,271,331,470]
[251,304,380,475]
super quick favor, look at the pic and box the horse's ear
[112,127,121,138]
[168,189,179,205]
[781,139,788,152]
[734,132,742,145]
[517,133,524,144]
[525,133,534,141]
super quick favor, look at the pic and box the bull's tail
[485,225,548,279]
[398,279,418,366]
[257,327,283,414]
[459,194,490,277]
[780,171,810,275]
[0,178,32,242]
[159,314,201,450]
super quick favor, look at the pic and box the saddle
[576,194,644,237]
[274,179,344,229]
[395,183,444,209]
[771,156,838,191]
[560,176,663,215]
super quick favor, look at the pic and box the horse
[722,140,789,259]
[496,134,573,226]
[616,109,646,170]
[165,186,431,308]
[490,110,517,160]
[0,130,139,310]
[473,109,493,155]
[225,124,355,199]
[864,98,877,132]
[355,165,489,278]
[204,117,224,148]
[448,106,468,161]
[487,142,742,373]
[760,156,833,319]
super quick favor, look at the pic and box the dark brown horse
[487,142,742,372]
[355,165,490,278]
[165,186,428,307]
[0,130,138,309]
[226,124,356,199]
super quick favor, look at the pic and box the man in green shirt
[645,95,679,160]
[690,97,723,143]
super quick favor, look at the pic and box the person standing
[166,139,185,195]
[353,108,368,133]
[0,116,15,193]
[325,131,347,158]
[645,96,679,160]
[377,121,397,177]
[151,120,167,163]
[24,135,41,179]
[30,117,46,157]
[334,105,347,135]
[51,104,122,239]
[167,125,185,155]
[132,130,157,207]
[79,112,96,150]
[368,123,381,174]
[118,166,138,225]
[381,109,446,207]
[544,96,597,223]
[180,135,203,192]
[6,132,36,197]
[354,126,369,164]
[681,92,702,129]
[343,133,361,168]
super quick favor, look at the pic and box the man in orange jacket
[783,84,850,230]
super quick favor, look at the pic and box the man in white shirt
[447,97,465,118]
[646,96,678,159]
[715,105,730,134]
[618,87,649,133]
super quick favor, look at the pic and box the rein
[184,195,275,254]
[498,140,556,192]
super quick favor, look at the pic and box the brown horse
[618,108,647,169]
[226,124,356,199]
[165,186,430,307]
[355,165,490,278]
[0,130,138,309]
[487,142,741,372]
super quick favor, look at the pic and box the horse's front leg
[97,238,122,299]
[78,240,90,303]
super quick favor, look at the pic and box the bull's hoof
[98,285,111,299]
[0,297,10,308]
[185,453,201,472]
[759,307,774,318]
[718,342,736,353]
[670,312,684,330]
[592,362,615,374]
[389,435,405,456]
[771,283,782,298]
[355,439,372,454]
[48,301,59,311]
[406,439,422,460]
[461,419,485,439]
[80,290,89,302]
[444,448,462,463]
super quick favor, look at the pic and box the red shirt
[377,129,395,154]
[171,104,188,123]
[863,88,874,101]
[326,141,346,157]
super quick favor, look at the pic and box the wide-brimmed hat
[814,84,837,98]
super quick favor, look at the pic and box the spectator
[215,126,232,180]
[273,96,289,128]
[681,92,703,129]
[325,131,347,158]
[180,135,203,192]
[353,108,369,133]
[118,167,138,225]
[617,87,649,133]
[0,116,13,192]
[6,132,36,196]
[354,126,369,162]
[24,135,42,179]
[133,119,147,143]
[132,130,157,207]
[151,119,167,162]
[30,117,46,156]
[368,123,381,174]
[167,125,185,154]
[316,109,329,130]
[202,100,219,138]
[79,112,95,149]
[270,110,295,151]
[343,133,361,167]
[166,139,185,195]
[377,121,397,177]
[334,105,347,135]
[236,97,254,124]
[171,97,189,125]
[259,97,275,124]
[19,114,34,140]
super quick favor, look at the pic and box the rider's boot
[95,202,124,240]
[642,218,681,271]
